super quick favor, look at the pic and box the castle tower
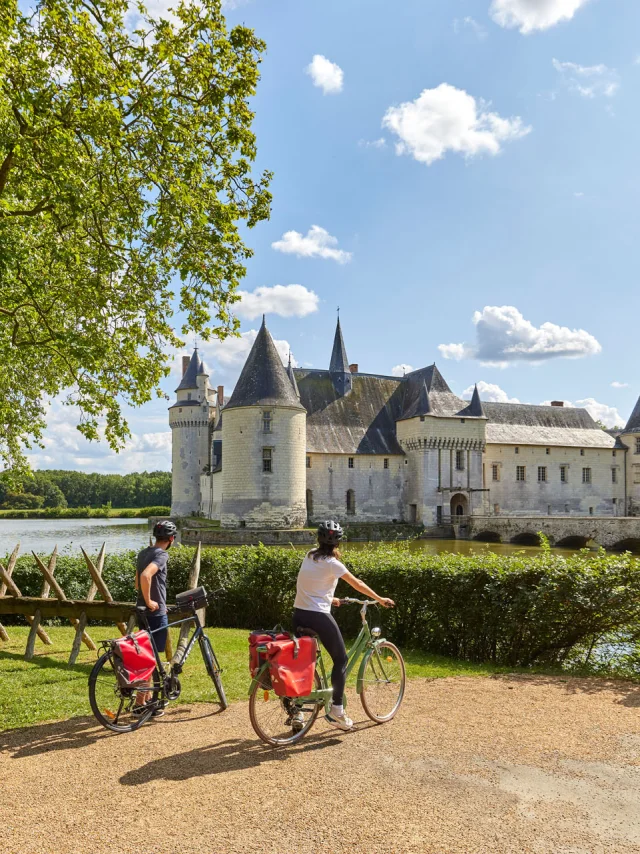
[329,317,353,397]
[220,318,307,528]
[621,395,640,515]
[169,349,215,517]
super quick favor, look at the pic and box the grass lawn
[0,625,498,731]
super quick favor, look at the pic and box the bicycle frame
[136,608,205,676]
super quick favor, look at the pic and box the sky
[26,0,640,473]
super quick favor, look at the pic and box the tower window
[306,456,311,469]
[580,449,585,456]
[346,489,356,515]
[262,411,272,433]
[262,448,272,473]
[384,458,389,469]
[546,448,550,455]
[538,466,547,482]
[613,450,617,457]
[582,467,592,484]
[492,464,499,482]
[516,466,526,482]
[455,450,465,471]
[187,392,191,400]
[636,438,640,455]
[560,465,568,483]
[348,457,354,469]
[612,468,618,484]
[515,447,519,455]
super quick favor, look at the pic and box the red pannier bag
[111,631,157,687]
[265,637,317,698]
[248,630,290,678]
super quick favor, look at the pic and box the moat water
[0,517,585,557]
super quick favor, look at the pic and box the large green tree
[0,0,271,471]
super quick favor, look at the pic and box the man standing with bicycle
[134,519,177,716]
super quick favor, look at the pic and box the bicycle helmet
[317,520,344,545]
[153,520,178,540]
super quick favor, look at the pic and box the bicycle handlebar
[338,598,378,606]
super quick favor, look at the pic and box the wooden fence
[0,542,203,666]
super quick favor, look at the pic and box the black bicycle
[88,586,227,732]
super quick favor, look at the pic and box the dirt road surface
[1,675,639,854]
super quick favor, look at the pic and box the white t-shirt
[294,552,348,613]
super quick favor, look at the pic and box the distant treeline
[0,470,171,510]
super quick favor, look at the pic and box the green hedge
[0,505,168,519]
[6,542,640,669]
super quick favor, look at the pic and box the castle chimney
[182,355,190,376]
[551,401,564,407]
[217,385,224,406]
[349,364,358,374]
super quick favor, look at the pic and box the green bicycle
[248,598,406,746]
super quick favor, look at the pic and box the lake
[0,517,581,558]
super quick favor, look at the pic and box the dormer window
[263,411,272,433]
[187,393,191,400]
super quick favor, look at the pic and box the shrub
[6,543,640,669]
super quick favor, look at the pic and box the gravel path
[1,674,639,854]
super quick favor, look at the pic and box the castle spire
[175,348,200,392]
[329,316,352,396]
[458,384,486,418]
[287,351,300,399]
[623,393,640,434]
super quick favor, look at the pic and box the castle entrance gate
[450,493,469,517]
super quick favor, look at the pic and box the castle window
[455,450,465,471]
[306,456,311,469]
[492,464,499,482]
[580,449,585,456]
[546,448,550,455]
[560,465,568,483]
[187,393,191,400]
[516,466,526,482]
[635,465,640,484]
[538,466,547,482]
[262,448,272,473]
[493,503,500,515]
[346,489,356,515]
[348,457,354,469]
[384,458,389,469]
[582,467,592,484]
[515,447,519,455]
[612,468,618,484]
[636,438,640,455]
[589,507,594,515]
[262,411,272,433]
[460,418,465,424]
[613,450,617,457]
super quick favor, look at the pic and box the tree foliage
[0,0,271,470]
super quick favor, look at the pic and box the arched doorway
[450,493,468,517]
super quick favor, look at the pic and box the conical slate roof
[197,356,209,377]
[402,381,432,419]
[225,318,305,411]
[330,318,350,375]
[287,353,300,399]
[458,384,486,418]
[623,394,640,434]
[176,349,201,392]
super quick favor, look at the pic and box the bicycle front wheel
[249,667,322,746]
[89,651,162,733]
[360,641,406,723]
[199,635,228,710]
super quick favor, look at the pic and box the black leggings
[293,608,347,706]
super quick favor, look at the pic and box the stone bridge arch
[510,532,542,547]
[555,535,591,549]
[473,530,502,543]
[610,538,640,554]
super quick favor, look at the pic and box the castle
[170,317,640,527]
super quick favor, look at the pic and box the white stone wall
[220,406,307,528]
[305,453,404,522]
[484,443,624,516]
[170,407,213,516]
[200,470,222,518]
[621,431,640,515]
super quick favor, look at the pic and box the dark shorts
[139,612,168,655]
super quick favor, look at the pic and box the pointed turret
[287,352,300,399]
[176,349,201,392]
[329,317,353,397]
[622,394,640,434]
[225,317,305,411]
[459,384,485,418]
[197,356,209,377]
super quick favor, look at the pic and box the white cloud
[574,191,585,198]
[490,0,591,34]
[272,225,352,264]
[453,16,488,39]
[463,381,520,403]
[540,397,623,428]
[306,55,343,94]
[438,305,602,367]
[358,138,387,149]
[382,84,530,166]
[552,58,619,98]
[236,285,319,320]
[611,381,629,389]
[204,329,295,368]
[391,364,414,377]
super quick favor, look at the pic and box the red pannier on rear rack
[248,630,290,679]
[264,636,317,698]
[111,631,157,688]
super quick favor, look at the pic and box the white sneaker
[325,707,355,731]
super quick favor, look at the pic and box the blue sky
[28,0,640,472]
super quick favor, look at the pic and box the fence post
[0,561,52,646]
[68,612,88,665]
[81,545,128,636]
[172,541,202,666]
[0,543,20,642]
[32,552,96,651]
[24,547,58,661]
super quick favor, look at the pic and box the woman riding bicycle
[293,520,394,731]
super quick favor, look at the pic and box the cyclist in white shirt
[293,520,394,731]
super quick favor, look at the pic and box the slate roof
[225,319,305,411]
[329,318,350,375]
[623,395,640,434]
[484,403,615,448]
[397,365,477,420]
[175,349,201,392]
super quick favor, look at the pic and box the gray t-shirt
[136,546,169,615]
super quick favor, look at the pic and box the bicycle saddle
[295,627,319,638]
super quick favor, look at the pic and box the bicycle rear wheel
[360,641,406,723]
[88,651,162,732]
[249,666,322,746]
[199,635,228,710]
